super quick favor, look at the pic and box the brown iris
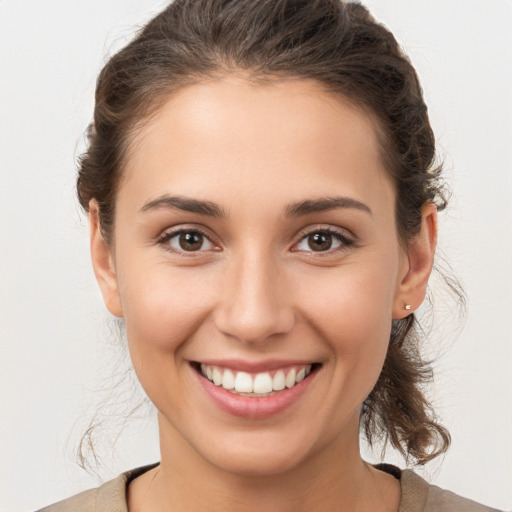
[179,231,204,251]
[307,232,334,251]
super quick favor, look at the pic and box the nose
[213,250,295,345]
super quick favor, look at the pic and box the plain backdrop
[1,1,511,511]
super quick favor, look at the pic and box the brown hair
[78,0,454,464]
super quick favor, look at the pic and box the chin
[192,426,327,478]
[208,446,308,478]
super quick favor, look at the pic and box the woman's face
[92,77,433,476]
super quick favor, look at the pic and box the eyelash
[156,226,355,256]
[157,227,216,257]
[293,227,355,256]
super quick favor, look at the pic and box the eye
[294,229,353,253]
[159,229,216,253]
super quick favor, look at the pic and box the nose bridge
[214,244,294,344]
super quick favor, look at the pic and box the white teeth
[295,367,306,383]
[221,369,235,390]
[212,367,222,386]
[235,372,253,393]
[200,364,315,394]
[253,373,273,394]
[285,368,296,388]
[273,370,286,391]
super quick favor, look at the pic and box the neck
[135,413,400,512]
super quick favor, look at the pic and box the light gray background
[1,1,511,510]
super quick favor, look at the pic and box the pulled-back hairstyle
[78,0,453,464]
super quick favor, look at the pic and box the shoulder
[400,469,504,512]
[36,485,100,512]
[35,464,158,512]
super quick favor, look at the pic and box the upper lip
[193,359,319,373]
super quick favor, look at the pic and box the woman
[34,0,504,511]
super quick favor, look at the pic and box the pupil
[309,232,332,251]
[179,232,203,251]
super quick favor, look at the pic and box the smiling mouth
[192,362,321,397]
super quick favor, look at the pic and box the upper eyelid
[156,229,221,259]
[158,224,215,241]
[157,225,219,250]
[290,226,357,256]
[294,225,355,243]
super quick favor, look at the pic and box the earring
[404,304,412,311]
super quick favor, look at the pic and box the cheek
[300,260,396,340]
[297,261,396,390]
[117,259,215,357]
[115,260,220,415]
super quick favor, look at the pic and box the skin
[90,77,437,511]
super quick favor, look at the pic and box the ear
[392,202,438,319]
[89,200,123,317]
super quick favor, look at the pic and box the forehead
[120,76,393,214]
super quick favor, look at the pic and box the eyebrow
[140,195,227,217]
[284,196,372,217]
[140,194,372,217]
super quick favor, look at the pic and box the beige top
[36,464,503,512]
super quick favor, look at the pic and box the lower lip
[196,369,317,419]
